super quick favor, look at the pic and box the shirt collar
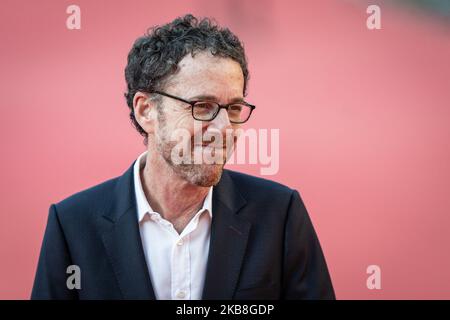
[133,151,213,223]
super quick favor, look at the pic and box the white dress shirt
[133,151,213,300]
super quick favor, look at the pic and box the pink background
[1,0,449,299]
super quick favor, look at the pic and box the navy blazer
[31,162,335,299]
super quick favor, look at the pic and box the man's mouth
[195,143,227,149]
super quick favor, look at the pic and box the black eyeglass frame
[146,90,256,124]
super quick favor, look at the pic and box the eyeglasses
[148,90,255,124]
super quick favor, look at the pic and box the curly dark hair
[124,14,250,143]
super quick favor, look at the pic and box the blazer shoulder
[53,176,120,220]
[224,169,295,199]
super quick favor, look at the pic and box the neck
[140,147,209,224]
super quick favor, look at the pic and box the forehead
[166,50,244,99]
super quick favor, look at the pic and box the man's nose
[210,108,232,132]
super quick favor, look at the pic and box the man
[31,14,335,300]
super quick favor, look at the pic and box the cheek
[178,112,210,134]
[164,112,203,142]
[231,124,242,139]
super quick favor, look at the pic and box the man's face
[154,50,244,187]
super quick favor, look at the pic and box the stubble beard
[155,117,230,187]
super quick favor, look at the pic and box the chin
[176,163,224,187]
[161,140,230,187]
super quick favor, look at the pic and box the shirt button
[177,240,183,246]
[176,290,186,299]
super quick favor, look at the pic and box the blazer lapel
[100,162,156,299]
[202,170,251,300]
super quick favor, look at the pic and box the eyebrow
[189,94,245,104]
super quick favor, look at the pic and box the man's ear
[133,91,157,135]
